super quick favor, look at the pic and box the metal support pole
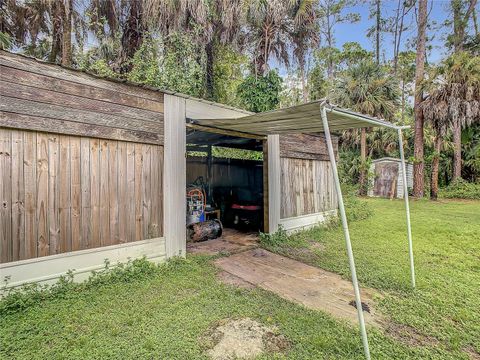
[397,128,416,289]
[321,106,371,360]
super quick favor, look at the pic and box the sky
[337,0,452,63]
[274,0,460,76]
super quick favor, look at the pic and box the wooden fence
[0,129,163,263]
[0,51,165,264]
[279,134,338,219]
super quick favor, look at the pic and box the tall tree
[332,60,400,195]
[291,0,320,102]
[450,0,478,180]
[245,0,294,75]
[412,0,428,198]
[422,52,480,197]
[317,0,359,79]
[392,0,414,73]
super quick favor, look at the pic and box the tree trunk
[49,2,62,63]
[376,0,381,65]
[450,0,477,179]
[61,0,72,66]
[358,127,367,196]
[205,41,215,100]
[452,117,462,180]
[430,135,442,200]
[119,0,144,73]
[412,0,428,198]
[300,59,308,103]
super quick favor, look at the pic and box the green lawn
[1,199,479,359]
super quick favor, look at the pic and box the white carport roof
[189,100,407,136]
[188,99,414,360]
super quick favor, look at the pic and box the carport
[188,99,415,360]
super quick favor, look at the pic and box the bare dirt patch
[203,318,289,360]
[384,322,439,348]
[463,346,480,360]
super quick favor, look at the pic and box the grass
[1,199,479,359]
[265,198,480,359]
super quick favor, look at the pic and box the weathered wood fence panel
[0,128,163,263]
[280,158,337,218]
[0,51,164,145]
[279,134,338,219]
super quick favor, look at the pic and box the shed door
[373,163,398,198]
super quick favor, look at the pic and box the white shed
[368,157,413,199]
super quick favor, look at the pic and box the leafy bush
[341,184,374,222]
[237,70,283,112]
[439,179,480,200]
[258,226,290,248]
[0,258,162,316]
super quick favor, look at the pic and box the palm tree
[88,0,149,72]
[421,52,480,195]
[332,59,400,195]
[245,0,295,75]
[291,0,320,101]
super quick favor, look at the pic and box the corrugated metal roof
[190,100,406,136]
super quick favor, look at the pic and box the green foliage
[269,198,480,357]
[332,59,400,120]
[258,226,291,248]
[440,178,480,200]
[82,58,117,78]
[0,258,158,316]
[212,45,248,107]
[0,32,12,50]
[127,35,205,97]
[2,201,480,359]
[342,185,374,221]
[212,147,263,161]
[308,64,328,100]
[237,70,283,112]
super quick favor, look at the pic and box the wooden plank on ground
[23,131,37,259]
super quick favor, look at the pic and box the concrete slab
[187,228,258,256]
[215,249,380,326]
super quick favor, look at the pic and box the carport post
[321,106,371,360]
[397,128,416,289]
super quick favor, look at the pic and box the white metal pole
[320,106,371,360]
[397,128,416,289]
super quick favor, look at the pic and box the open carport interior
[186,129,265,241]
